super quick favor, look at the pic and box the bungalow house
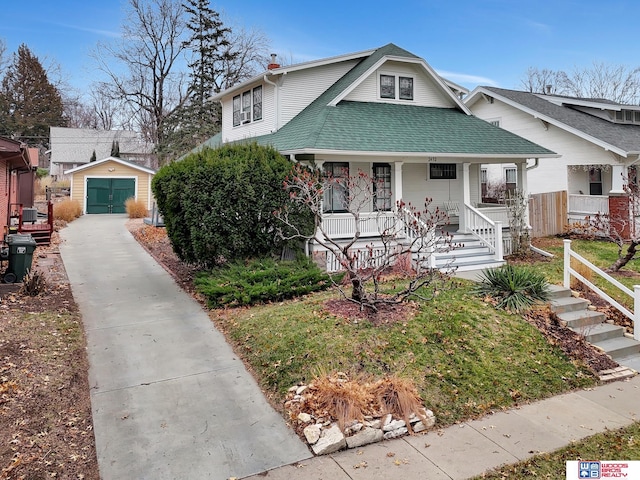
[465,87,640,236]
[206,44,556,271]
[49,127,153,180]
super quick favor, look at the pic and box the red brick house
[0,136,34,237]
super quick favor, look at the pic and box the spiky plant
[474,265,550,313]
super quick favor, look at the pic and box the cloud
[50,22,120,38]
[437,70,500,87]
[525,20,551,33]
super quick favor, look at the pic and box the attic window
[379,74,414,101]
[380,75,395,99]
[613,109,640,124]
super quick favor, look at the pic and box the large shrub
[152,143,312,266]
[195,256,332,308]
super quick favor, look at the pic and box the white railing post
[494,221,503,261]
[634,285,640,341]
[563,239,571,289]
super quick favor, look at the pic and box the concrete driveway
[59,215,311,480]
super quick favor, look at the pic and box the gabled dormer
[211,43,470,145]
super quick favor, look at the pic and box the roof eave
[281,148,558,159]
[466,87,629,157]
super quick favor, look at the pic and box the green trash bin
[5,234,37,283]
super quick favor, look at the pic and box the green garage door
[87,178,136,214]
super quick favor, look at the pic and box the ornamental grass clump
[474,264,550,313]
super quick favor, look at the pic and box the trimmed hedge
[194,256,333,307]
[152,143,312,267]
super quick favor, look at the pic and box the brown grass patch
[53,198,82,222]
[125,197,148,218]
[290,372,428,433]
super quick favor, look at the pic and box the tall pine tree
[156,0,236,163]
[0,44,66,148]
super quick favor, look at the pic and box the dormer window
[233,85,263,126]
[379,74,413,101]
[613,108,640,124]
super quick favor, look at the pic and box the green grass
[213,280,595,426]
[531,237,640,309]
[474,422,640,479]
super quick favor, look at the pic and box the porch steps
[433,232,505,272]
[548,285,640,378]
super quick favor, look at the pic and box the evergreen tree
[111,140,120,157]
[0,44,66,148]
[90,150,97,162]
[156,0,236,163]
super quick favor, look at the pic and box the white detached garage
[65,157,156,214]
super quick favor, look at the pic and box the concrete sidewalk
[243,375,640,479]
[59,215,311,480]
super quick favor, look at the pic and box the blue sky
[1,0,639,96]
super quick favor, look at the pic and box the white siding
[402,163,462,211]
[471,98,616,195]
[221,82,276,143]
[345,60,456,108]
[279,60,360,125]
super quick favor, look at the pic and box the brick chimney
[267,53,280,70]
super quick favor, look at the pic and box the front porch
[315,203,512,272]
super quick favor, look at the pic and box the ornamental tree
[275,163,456,311]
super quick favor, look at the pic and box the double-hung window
[589,168,603,195]
[323,162,349,213]
[232,85,263,126]
[373,163,392,211]
[505,167,517,194]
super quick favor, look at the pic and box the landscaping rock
[312,424,346,455]
[297,412,312,423]
[383,419,406,432]
[384,427,408,440]
[346,427,384,449]
[303,424,321,445]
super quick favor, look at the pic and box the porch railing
[320,212,398,239]
[563,239,640,341]
[477,205,509,225]
[463,203,503,261]
[568,194,609,215]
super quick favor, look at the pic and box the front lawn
[475,421,640,479]
[212,280,596,426]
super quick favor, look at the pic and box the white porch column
[610,164,625,194]
[460,163,471,231]
[315,160,325,214]
[518,161,530,227]
[394,161,404,209]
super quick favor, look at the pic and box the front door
[86,178,135,214]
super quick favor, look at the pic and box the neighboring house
[205,44,556,271]
[50,127,153,180]
[465,87,640,235]
[65,156,155,215]
[0,136,35,237]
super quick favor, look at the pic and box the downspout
[526,158,539,170]
[263,73,279,132]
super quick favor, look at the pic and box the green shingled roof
[260,101,554,155]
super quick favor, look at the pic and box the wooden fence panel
[529,191,567,237]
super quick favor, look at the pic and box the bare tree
[275,164,455,311]
[217,26,271,91]
[93,0,188,147]
[522,63,640,104]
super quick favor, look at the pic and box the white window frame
[378,72,414,102]
[233,85,263,127]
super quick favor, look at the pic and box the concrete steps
[549,285,640,378]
